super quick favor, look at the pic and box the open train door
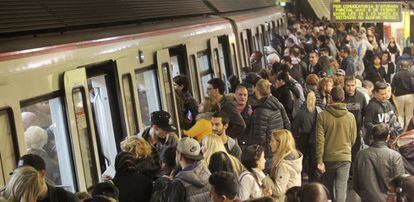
[156,49,181,136]
[63,68,101,191]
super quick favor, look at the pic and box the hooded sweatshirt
[316,103,357,163]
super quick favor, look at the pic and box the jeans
[321,161,351,202]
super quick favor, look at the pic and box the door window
[136,69,161,127]
[122,75,137,135]
[21,97,76,191]
[198,52,214,97]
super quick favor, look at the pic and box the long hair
[2,166,43,202]
[270,130,299,178]
[306,91,316,113]
[202,135,244,176]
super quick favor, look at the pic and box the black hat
[151,111,176,132]
[91,181,119,200]
[17,154,46,171]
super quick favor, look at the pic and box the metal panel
[206,0,274,13]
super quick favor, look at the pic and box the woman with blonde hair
[263,129,302,201]
[1,166,45,202]
[120,136,160,179]
[201,135,244,176]
[183,97,220,142]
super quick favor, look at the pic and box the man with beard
[211,111,242,160]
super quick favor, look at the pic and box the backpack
[150,176,173,202]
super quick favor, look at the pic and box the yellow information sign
[331,2,402,22]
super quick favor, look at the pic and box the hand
[317,163,326,173]
[262,187,272,197]
[101,175,113,182]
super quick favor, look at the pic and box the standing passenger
[316,86,357,202]
[173,75,198,130]
[211,112,242,160]
[234,84,253,150]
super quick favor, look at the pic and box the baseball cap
[151,111,176,132]
[336,69,345,76]
[176,137,203,161]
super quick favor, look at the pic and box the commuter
[387,175,414,202]
[391,61,414,129]
[15,154,79,202]
[120,136,160,180]
[234,84,253,150]
[289,48,307,85]
[364,82,402,143]
[207,78,246,138]
[208,151,235,174]
[334,69,346,88]
[273,71,296,120]
[239,145,271,200]
[316,86,357,202]
[151,146,178,202]
[317,77,333,108]
[365,54,386,85]
[304,73,323,109]
[228,75,240,93]
[183,97,219,142]
[250,51,264,72]
[292,90,320,182]
[396,47,414,71]
[201,135,244,177]
[209,171,241,202]
[298,183,330,202]
[168,137,210,202]
[249,79,290,172]
[24,126,59,183]
[386,37,401,64]
[112,152,153,202]
[339,46,355,76]
[0,166,43,202]
[173,75,198,130]
[353,123,405,202]
[362,80,374,99]
[138,110,178,154]
[21,111,38,131]
[343,76,368,159]
[306,50,322,77]
[87,181,119,202]
[381,51,396,83]
[211,112,242,160]
[264,129,302,201]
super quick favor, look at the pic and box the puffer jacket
[353,141,405,202]
[220,95,246,139]
[263,152,303,201]
[249,95,291,158]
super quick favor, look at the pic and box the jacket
[249,95,291,158]
[175,91,198,130]
[220,96,246,139]
[225,136,242,160]
[138,127,178,154]
[391,69,414,96]
[183,113,212,142]
[382,62,395,83]
[38,183,79,202]
[264,152,303,201]
[353,141,405,202]
[364,98,402,139]
[316,103,357,163]
[292,105,318,153]
[365,65,386,85]
[340,56,355,76]
[169,162,211,202]
[273,84,296,121]
[113,171,153,202]
[238,169,266,200]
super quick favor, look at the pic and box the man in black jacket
[339,46,355,76]
[344,76,368,160]
[16,154,79,202]
[391,60,414,128]
[207,78,246,139]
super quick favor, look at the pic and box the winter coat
[365,65,386,85]
[175,91,198,130]
[249,95,291,158]
[220,96,246,139]
[238,169,266,200]
[183,113,212,142]
[138,127,178,154]
[113,171,153,202]
[264,152,303,201]
[344,90,368,130]
[273,84,296,121]
[136,153,161,180]
[353,141,405,202]
[391,69,414,96]
[316,103,357,163]
[38,183,79,202]
[341,56,355,76]
[169,162,211,202]
[292,105,318,154]
[382,62,395,83]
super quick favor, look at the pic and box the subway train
[0,0,286,192]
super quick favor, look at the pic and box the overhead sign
[331,2,402,22]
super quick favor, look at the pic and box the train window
[122,75,137,135]
[217,45,228,85]
[160,63,177,125]
[170,56,181,77]
[21,97,76,191]
[189,55,201,103]
[0,109,16,187]
[231,43,238,72]
[135,69,161,127]
[198,52,214,97]
[72,89,99,188]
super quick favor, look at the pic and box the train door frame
[218,35,235,80]
[63,68,101,191]
[156,49,181,134]
[0,105,19,187]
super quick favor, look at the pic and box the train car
[0,0,286,191]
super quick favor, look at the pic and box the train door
[156,49,180,131]
[241,30,250,69]
[0,108,17,188]
[63,68,101,191]
[218,35,235,79]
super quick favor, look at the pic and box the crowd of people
[2,14,414,202]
